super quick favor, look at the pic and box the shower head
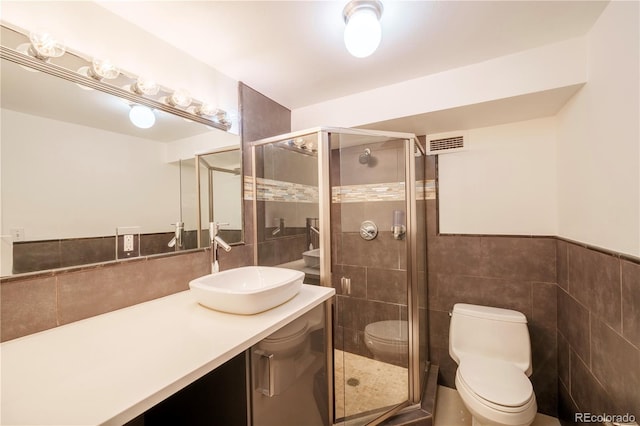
[359,148,372,164]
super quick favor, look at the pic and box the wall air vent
[426,131,467,155]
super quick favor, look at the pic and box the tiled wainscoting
[426,232,559,416]
[426,232,640,423]
[556,240,640,424]
[0,250,210,342]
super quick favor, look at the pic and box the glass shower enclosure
[250,128,428,425]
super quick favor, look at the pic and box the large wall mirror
[0,24,242,277]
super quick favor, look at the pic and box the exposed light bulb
[131,76,159,95]
[91,58,119,80]
[129,105,156,129]
[28,29,65,59]
[166,89,192,108]
[195,102,217,116]
[79,58,119,80]
[343,1,383,58]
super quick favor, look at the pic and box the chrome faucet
[210,222,231,273]
[168,220,184,250]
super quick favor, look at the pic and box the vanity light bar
[0,23,232,131]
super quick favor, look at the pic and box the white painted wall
[438,118,558,236]
[556,1,640,257]
[292,38,587,131]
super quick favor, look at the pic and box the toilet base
[456,372,537,426]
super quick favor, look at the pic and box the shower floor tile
[334,349,408,420]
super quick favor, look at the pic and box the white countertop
[0,284,334,426]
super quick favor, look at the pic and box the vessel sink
[302,248,320,268]
[189,266,305,315]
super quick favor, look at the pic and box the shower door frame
[249,127,424,425]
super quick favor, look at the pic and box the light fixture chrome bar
[0,40,230,132]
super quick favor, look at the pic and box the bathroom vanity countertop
[0,284,334,426]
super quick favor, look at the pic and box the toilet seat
[458,356,533,409]
[364,320,408,345]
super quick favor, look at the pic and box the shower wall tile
[239,83,290,175]
[338,141,403,185]
[331,264,366,298]
[1,276,57,342]
[340,232,406,270]
[367,268,408,305]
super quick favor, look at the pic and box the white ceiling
[96,0,608,111]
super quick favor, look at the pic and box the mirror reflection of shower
[358,147,377,166]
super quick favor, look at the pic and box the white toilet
[364,320,408,364]
[449,303,537,426]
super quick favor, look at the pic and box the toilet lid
[458,356,533,407]
[364,321,408,343]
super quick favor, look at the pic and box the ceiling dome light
[343,0,383,58]
[129,105,156,129]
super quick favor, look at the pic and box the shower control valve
[359,220,378,241]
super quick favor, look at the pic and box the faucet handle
[209,222,230,237]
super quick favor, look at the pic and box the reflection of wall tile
[12,240,61,273]
[61,237,115,267]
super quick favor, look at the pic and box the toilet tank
[449,303,532,375]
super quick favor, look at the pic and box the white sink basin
[189,266,305,315]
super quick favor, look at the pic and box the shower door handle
[341,277,352,295]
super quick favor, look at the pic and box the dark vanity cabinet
[133,304,329,426]
[250,304,328,426]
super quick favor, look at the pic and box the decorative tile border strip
[332,180,436,203]
[245,176,436,202]
[244,176,318,203]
